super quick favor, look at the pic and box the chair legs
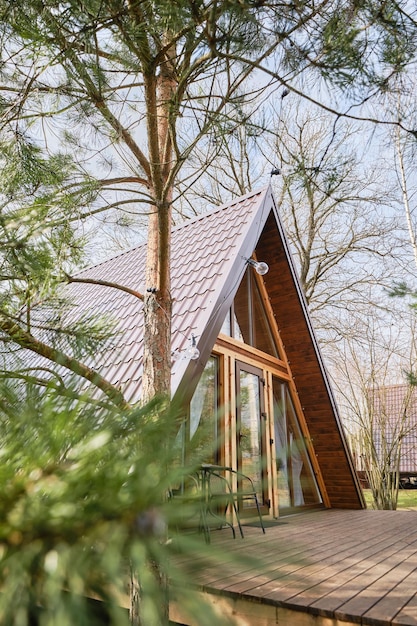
[229,469,266,535]
[205,469,267,538]
[252,493,266,534]
[227,494,244,538]
[190,467,267,540]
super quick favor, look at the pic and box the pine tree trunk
[142,202,172,401]
[130,33,176,625]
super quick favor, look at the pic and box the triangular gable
[253,196,364,509]
[172,185,363,509]
[22,185,363,508]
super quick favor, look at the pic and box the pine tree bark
[130,32,176,626]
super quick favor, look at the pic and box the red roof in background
[370,384,417,473]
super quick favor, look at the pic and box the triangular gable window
[221,267,279,358]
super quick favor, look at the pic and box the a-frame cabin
[62,185,364,516]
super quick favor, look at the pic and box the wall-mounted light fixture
[171,334,200,362]
[247,258,269,276]
[186,334,200,360]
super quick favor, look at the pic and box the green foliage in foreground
[0,389,234,626]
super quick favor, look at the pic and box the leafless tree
[270,101,401,314]
[332,309,417,509]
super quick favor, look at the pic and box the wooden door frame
[235,359,269,514]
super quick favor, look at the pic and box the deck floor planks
[223,529,377,596]
[173,509,417,626]
[333,541,417,623]
[309,549,416,618]
[255,533,417,606]
[292,519,417,611]
[297,528,417,613]
[196,519,351,589]
[210,511,414,596]
[362,563,417,625]
[188,513,342,588]
[194,518,367,590]
[393,592,417,625]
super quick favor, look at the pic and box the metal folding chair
[204,466,265,537]
[205,469,244,539]
[226,468,266,535]
[168,473,210,543]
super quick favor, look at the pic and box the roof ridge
[171,185,269,234]
[75,186,269,276]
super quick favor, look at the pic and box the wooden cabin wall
[256,213,364,510]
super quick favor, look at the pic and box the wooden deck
[170,509,417,626]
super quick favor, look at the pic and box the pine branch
[0,315,129,410]
[65,274,144,300]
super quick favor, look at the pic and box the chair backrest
[228,469,257,495]
[168,473,200,498]
[207,470,231,498]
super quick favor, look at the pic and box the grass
[363,489,417,509]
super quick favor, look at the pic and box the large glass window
[221,267,278,357]
[273,377,322,511]
[189,355,219,464]
[252,278,278,356]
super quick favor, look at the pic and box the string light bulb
[247,258,269,275]
[186,335,200,360]
[171,349,182,362]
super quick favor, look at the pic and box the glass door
[236,361,268,513]
[272,377,322,512]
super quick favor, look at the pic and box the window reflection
[189,356,218,463]
[221,267,278,357]
[238,368,264,506]
[273,377,322,511]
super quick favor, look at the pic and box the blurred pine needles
[0,388,236,626]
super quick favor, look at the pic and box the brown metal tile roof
[25,187,271,403]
